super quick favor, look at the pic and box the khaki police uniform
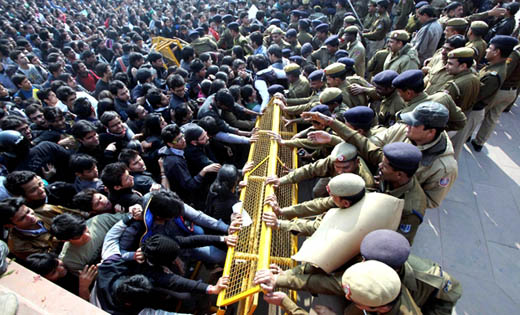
[330,120,458,209]
[287,75,311,99]
[378,89,407,127]
[298,31,313,45]
[398,91,467,131]
[346,39,366,77]
[384,44,421,73]
[191,36,218,56]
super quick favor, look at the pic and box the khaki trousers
[474,88,517,145]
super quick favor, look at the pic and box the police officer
[392,69,466,131]
[284,64,310,99]
[424,35,467,94]
[189,30,218,56]
[394,0,415,30]
[331,0,348,34]
[311,34,339,68]
[383,30,420,73]
[344,26,366,78]
[297,19,313,46]
[443,47,480,159]
[228,22,253,55]
[466,21,488,65]
[344,106,386,141]
[373,70,406,127]
[470,36,519,152]
[303,101,458,209]
[378,143,426,243]
[319,87,349,119]
[363,0,391,60]
[265,142,375,198]
[256,230,461,314]
[312,23,329,50]
[325,62,369,108]
[285,29,302,56]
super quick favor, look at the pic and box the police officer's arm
[422,160,458,209]
[279,157,333,185]
[281,196,336,219]
[328,119,384,168]
[473,73,501,110]
[283,101,318,116]
[275,266,344,296]
[278,216,322,236]
[363,20,386,40]
[438,94,467,131]
[286,95,314,106]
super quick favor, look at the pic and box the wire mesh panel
[216,99,299,312]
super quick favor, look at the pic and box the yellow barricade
[216,98,299,314]
[150,36,187,66]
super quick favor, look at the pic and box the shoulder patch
[443,279,452,292]
[399,224,412,233]
[439,177,450,187]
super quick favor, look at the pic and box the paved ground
[411,101,520,314]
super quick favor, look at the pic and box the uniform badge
[439,177,450,187]
[443,280,452,292]
[337,155,345,162]
[399,224,411,233]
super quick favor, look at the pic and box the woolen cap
[341,260,401,307]
[360,229,411,269]
[328,172,365,196]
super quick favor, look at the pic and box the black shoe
[466,136,472,143]
[471,140,483,152]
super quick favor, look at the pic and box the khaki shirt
[364,12,391,41]
[287,75,311,99]
[384,44,421,73]
[346,39,366,77]
[466,38,487,64]
[190,36,218,56]
[298,31,313,45]
[330,120,458,208]
[473,60,507,110]
[442,69,480,111]
[279,155,375,189]
[311,46,334,69]
[378,89,406,127]
[399,91,467,131]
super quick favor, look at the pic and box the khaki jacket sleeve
[329,120,384,168]
[281,196,336,219]
[279,158,332,185]
[281,296,309,315]
[278,216,322,236]
[276,265,344,296]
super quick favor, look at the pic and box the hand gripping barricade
[216,98,299,314]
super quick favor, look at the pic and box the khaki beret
[328,173,365,197]
[324,62,347,76]
[344,16,357,23]
[470,20,489,31]
[389,30,409,41]
[320,87,343,104]
[345,25,359,34]
[448,47,474,59]
[331,141,357,163]
[341,261,401,307]
[271,27,284,35]
[445,18,468,27]
[283,63,301,75]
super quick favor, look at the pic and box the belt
[500,86,517,91]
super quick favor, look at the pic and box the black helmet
[0,130,29,159]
